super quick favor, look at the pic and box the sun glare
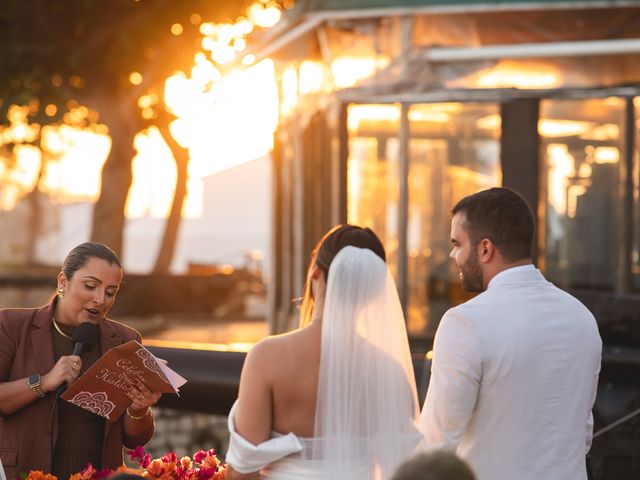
[5,1,282,219]
[126,2,281,218]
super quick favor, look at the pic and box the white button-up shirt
[420,265,602,480]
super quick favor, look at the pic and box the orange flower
[213,466,227,480]
[201,456,220,470]
[146,459,164,477]
[180,457,193,469]
[26,471,57,480]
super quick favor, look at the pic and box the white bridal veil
[312,246,423,480]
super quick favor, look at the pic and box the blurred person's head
[391,451,476,480]
[55,242,123,327]
[299,224,385,326]
[450,187,534,292]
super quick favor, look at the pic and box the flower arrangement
[22,447,226,480]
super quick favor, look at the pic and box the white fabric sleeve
[419,309,482,449]
[225,401,303,474]
[585,362,600,454]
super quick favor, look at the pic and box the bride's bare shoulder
[246,325,318,363]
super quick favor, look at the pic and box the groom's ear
[477,238,495,264]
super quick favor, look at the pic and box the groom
[420,187,601,480]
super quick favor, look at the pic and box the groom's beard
[460,250,484,292]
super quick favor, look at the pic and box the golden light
[190,59,221,85]
[408,109,450,123]
[235,19,254,36]
[281,66,298,116]
[220,264,235,275]
[546,143,575,215]
[347,104,400,131]
[69,75,85,88]
[594,146,619,164]
[583,123,619,141]
[201,37,215,52]
[137,94,154,109]
[476,114,501,130]
[210,44,236,65]
[141,107,155,119]
[129,72,143,85]
[331,56,390,89]
[165,59,278,177]
[425,350,434,361]
[567,184,587,218]
[126,127,179,218]
[233,38,247,52]
[242,54,256,66]
[298,61,324,95]
[247,2,282,28]
[0,144,41,210]
[3,0,285,220]
[10,145,40,189]
[457,62,562,90]
[199,22,216,36]
[40,124,111,203]
[578,162,592,178]
[2,106,39,143]
[539,119,592,138]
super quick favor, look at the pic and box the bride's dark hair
[299,224,386,327]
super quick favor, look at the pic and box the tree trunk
[152,120,189,273]
[89,98,141,257]
[24,163,45,267]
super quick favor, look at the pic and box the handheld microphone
[55,322,100,399]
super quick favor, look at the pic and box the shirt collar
[487,264,536,290]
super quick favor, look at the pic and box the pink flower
[128,446,146,462]
[196,467,217,480]
[161,452,177,464]
[79,464,96,480]
[193,450,206,465]
[94,469,112,480]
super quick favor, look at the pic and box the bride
[226,225,423,480]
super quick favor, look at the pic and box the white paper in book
[0,456,7,480]
[149,350,187,393]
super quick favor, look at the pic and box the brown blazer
[0,301,154,480]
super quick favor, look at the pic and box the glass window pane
[407,103,501,338]
[540,98,626,291]
[347,104,401,278]
[633,98,640,287]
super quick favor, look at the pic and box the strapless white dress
[225,401,370,479]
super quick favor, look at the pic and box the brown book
[61,340,186,421]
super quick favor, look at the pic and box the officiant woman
[0,242,161,480]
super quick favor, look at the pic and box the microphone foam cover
[72,322,100,351]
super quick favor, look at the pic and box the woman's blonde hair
[299,224,385,327]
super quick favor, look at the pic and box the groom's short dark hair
[452,187,534,263]
[391,451,476,480]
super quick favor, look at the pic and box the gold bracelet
[126,406,151,420]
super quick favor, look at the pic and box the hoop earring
[56,288,64,299]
